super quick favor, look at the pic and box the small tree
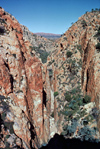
[96,43,100,51]
[83,95,91,103]
[91,9,94,12]
[81,20,87,28]
[66,51,73,58]
[65,92,71,102]
[51,111,54,117]
[54,92,59,97]
[77,45,82,55]
[97,26,100,34]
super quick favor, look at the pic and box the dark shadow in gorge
[43,88,47,107]
[40,133,100,149]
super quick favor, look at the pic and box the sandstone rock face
[21,25,56,52]
[43,11,100,139]
[0,7,100,149]
[0,7,45,148]
[21,25,57,64]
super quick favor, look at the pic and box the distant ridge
[34,32,61,40]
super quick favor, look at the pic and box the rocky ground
[0,7,100,149]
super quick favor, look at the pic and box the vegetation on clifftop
[30,46,49,63]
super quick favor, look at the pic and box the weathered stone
[0,7,100,148]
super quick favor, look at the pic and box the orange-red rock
[0,7,100,149]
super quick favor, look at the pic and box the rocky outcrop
[0,7,100,149]
[21,25,57,64]
[43,10,100,140]
[0,7,45,148]
[21,25,56,52]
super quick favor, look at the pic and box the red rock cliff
[0,7,45,148]
[0,7,100,148]
[43,11,100,137]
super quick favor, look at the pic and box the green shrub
[91,9,94,12]
[83,115,94,123]
[77,45,82,55]
[77,98,84,106]
[0,26,5,35]
[61,110,69,116]
[81,20,87,28]
[91,8,100,12]
[66,51,73,58]
[54,92,59,97]
[78,109,86,117]
[49,69,53,77]
[51,111,54,117]
[47,59,55,66]
[77,59,82,67]
[63,37,67,40]
[94,26,100,38]
[83,95,91,103]
[6,135,10,139]
[63,119,78,136]
[69,101,79,111]
[40,50,49,63]
[5,122,14,134]
[1,112,6,121]
[39,43,43,48]
[97,26,100,35]
[71,88,77,94]
[65,92,71,102]
[0,18,6,24]
[78,126,98,142]
[72,103,79,110]
[70,60,76,68]
[96,42,100,51]
[72,95,77,100]
[30,46,49,63]
[5,142,10,149]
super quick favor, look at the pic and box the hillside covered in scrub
[34,32,61,40]
[0,7,100,149]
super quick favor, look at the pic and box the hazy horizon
[0,0,100,34]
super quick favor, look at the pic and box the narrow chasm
[21,51,26,62]
[83,45,88,64]
[0,26,5,34]
[4,61,10,71]
[29,123,38,149]
[43,88,47,107]
[85,69,89,92]
[4,61,14,93]
[10,74,14,92]
[81,69,84,88]
[60,43,63,48]
[0,114,2,132]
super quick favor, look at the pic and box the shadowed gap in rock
[0,26,5,34]
[10,74,14,92]
[43,88,47,107]
[60,43,63,48]
[86,69,89,92]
